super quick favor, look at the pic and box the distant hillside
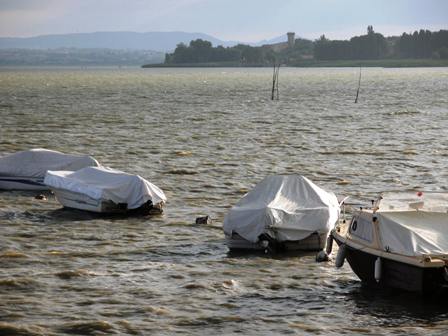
[0,48,164,66]
[0,31,238,52]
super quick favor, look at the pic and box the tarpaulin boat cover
[0,149,99,177]
[44,166,167,209]
[223,175,340,243]
[377,191,448,257]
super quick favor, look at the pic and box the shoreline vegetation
[142,58,448,68]
[143,27,448,68]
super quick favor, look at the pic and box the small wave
[0,250,28,258]
[320,150,385,156]
[183,282,210,290]
[0,322,46,336]
[48,250,99,258]
[58,320,114,335]
[145,306,170,315]
[175,315,245,326]
[346,327,372,333]
[190,117,206,122]
[0,211,18,220]
[169,274,186,279]
[221,279,237,289]
[219,302,239,309]
[47,250,66,256]
[386,109,421,116]
[174,150,193,157]
[115,320,140,335]
[0,277,38,290]
[55,269,96,280]
[0,104,14,109]
[268,283,284,290]
[401,149,417,155]
[165,169,198,175]
[289,322,323,332]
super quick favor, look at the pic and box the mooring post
[355,66,362,103]
[271,63,280,100]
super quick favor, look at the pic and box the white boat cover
[223,175,340,243]
[0,149,99,177]
[44,166,166,209]
[377,192,448,257]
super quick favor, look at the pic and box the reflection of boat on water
[223,175,340,252]
[44,166,167,215]
[331,191,448,294]
[0,149,99,190]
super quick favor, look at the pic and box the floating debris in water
[195,216,211,224]
[337,179,351,185]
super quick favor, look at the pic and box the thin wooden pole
[354,66,362,103]
[271,63,280,100]
[275,65,280,100]
[271,64,276,100]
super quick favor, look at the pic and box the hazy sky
[1,0,447,41]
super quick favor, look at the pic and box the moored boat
[44,166,167,214]
[331,191,448,294]
[223,175,340,252]
[0,148,99,190]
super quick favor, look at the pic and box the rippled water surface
[1,67,448,335]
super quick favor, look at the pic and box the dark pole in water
[271,63,280,100]
[275,65,279,100]
[271,63,276,100]
[354,66,362,103]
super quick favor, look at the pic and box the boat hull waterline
[333,235,448,293]
[226,231,328,252]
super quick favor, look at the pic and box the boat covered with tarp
[331,191,448,294]
[44,166,167,214]
[223,175,340,251]
[0,148,99,190]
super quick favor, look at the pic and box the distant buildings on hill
[263,32,296,52]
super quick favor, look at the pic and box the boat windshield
[378,191,448,212]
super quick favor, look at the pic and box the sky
[0,0,447,42]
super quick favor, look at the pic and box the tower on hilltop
[287,32,295,48]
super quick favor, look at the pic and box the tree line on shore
[163,27,448,65]
[164,39,277,65]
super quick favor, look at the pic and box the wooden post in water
[354,66,362,103]
[275,65,279,100]
[271,63,280,100]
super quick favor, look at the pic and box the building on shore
[263,32,296,52]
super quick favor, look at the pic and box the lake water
[1,67,448,335]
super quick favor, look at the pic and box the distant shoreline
[143,59,448,68]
